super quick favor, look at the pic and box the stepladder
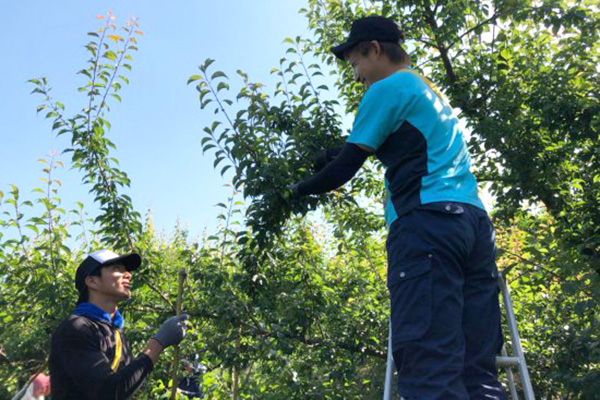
[383,271,535,400]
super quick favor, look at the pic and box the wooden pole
[170,268,187,400]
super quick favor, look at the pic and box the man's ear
[85,275,99,291]
[370,40,382,56]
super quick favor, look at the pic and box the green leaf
[217,82,229,92]
[220,165,232,176]
[203,144,216,152]
[52,121,65,130]
[103,51,117,61]
[211,71,227,80]
[187,75,202,85]
[200,58,215,73]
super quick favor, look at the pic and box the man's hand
[152,314,189,348]
[312,147,342,172]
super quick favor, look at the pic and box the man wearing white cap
[49,249,189,399]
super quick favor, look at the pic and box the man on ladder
[289,15,506,399]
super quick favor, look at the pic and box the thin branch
[94,20,136,121]
[295,41,322,107]
[10,190,30,258]
[416,55,442,70]
[240,319,386,359]
[45,157,58,274]
[277,60,292,109]
[87,17,110,139]
[499,248,599,302]
[448,12,504,50]
[219,194,236,262]
[201,73,243,169]
[140,275,176,312]
[203,73,240,143]
[422,0,457,85]
[414,38,440,49]
[77,206,89,247]
[37,81,74,136]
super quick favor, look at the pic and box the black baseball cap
[331,16,405,60]
[75,249,141,303]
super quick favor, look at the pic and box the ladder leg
[501,345,520,400]
[498,275,535,400]
[383,319,394,400]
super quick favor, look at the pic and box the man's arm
[141,338,164,364]
[101,346,156,399]
[56,314,187,399]
[313,146,342,172]
[295,143,371,196]
[293,76,413,196]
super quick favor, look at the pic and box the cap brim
[331,39,359,60]
[103,253,142,271]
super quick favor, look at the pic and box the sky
[0,0,317,240]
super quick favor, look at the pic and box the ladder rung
[496,356,520,368]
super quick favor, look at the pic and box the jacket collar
[73,302,124,329]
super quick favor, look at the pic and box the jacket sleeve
[55,319,153,399]
[297,143,370,195]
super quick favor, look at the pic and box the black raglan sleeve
[297,143,370,195]
[54,318,154,399]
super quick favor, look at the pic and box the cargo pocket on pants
[388,255,433,344]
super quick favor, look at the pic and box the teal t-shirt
[347,70,485,226]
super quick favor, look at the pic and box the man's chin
[118,289,132,300]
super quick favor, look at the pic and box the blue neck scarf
[73,302,124,329]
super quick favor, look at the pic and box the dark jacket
[49,314,153,399]
[178,371,203,398]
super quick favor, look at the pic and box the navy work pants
[386,202,506,399]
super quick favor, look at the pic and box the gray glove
[153,314,189,348]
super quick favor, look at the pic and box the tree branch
[448,12,503,49]
[422,0,457,85]
[187,310,387,359]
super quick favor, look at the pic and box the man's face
[346,42,382,88]
[88,264,133,302]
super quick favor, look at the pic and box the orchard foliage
[495,212,600,398]
[191,0,599,397]
[2,14,391,400]
[298,0,599,397]
[188,40,358,245]
[28,12,144,251]
[0,159,100,397]
[0,165,391,399]
[2,2,599,399]
[301,0,600,267]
